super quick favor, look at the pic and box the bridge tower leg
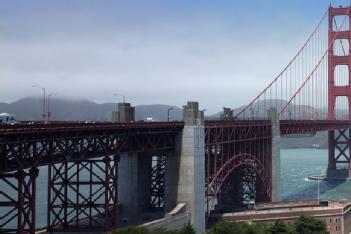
[327,6,351,179]
[113,103,161,220]
[112,102,135,122]
[165,102,205,233]
[0,168,38,234]
[267,108,281,201]
[118,153,154,219]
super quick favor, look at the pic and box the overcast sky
[1,0,350,113]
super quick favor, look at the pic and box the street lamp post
[317,179,320,204]
[47,93,57,122]
[167,107,173,121]
[32,85,46,121]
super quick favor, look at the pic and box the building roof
[217,200,351,222]
[0,113,15,116]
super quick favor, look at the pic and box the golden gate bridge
[1,4,351,234]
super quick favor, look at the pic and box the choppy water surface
[281,148,351,201]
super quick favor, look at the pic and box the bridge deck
[1,119,351,136]
[1,119,351,172]
[0,122,184,172]
[280,120,351,135]
[0,121,185,135]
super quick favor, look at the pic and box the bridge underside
[47,156,119,232]
[215,164,270,212]
[0,123,180,233]
[0,155,169,233]
[205,121,273,217]
[2,120,351,232]
[0,168,37,233]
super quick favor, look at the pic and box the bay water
[281,148,351,201]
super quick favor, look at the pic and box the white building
[0,113,16,124]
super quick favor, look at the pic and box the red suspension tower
[328,5,351,178]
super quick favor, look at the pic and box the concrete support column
[118,153,139,218]
[118,153,152,219]
[178,101,205,233]
[112,102,135,220]
[112,102,135,122]
[220,107,234,120]
[267,108,281,201]
[164,150,180,213]
[138,155,152,212]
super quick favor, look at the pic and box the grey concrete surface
[268,108,281,201]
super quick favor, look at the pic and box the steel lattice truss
[47,155,118,232]
[1,118,351,232]
[0,123,182,172]
[204,121,272,218]
[280,120,351,135]
[218,165,257,207]
[0,123,181,233]
[0,168,38,234]
[149,156,165,211]
[328,129,351,168]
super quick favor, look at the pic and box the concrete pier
[118,153,153,219]
[113,103,146,219]
[113,101,205,232]
[220,107,234,120]
[118,152,139,218]
[268,108,281,201]
[112,102,135,122]
[138,155,152,211]
[164,150,180,213]
[165,102,205,233]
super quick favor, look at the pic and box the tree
[269,220,297,234]
[208,220,245,234]
[109,226,150,234]
[243,222,271,234]
[179,222,196,234]
[294,216,328,234]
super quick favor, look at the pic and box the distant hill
[0,97,182,121]
[281,131,328,149]
[210,99,326,119]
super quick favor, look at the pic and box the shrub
[179,222,196,234]
[208,220,245,234]
[209,216,328,234]
[269,220,297,234]
[109,215,329,234]
[294,216,328,234]
[108,223,194,234]
[109,226,150,234]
